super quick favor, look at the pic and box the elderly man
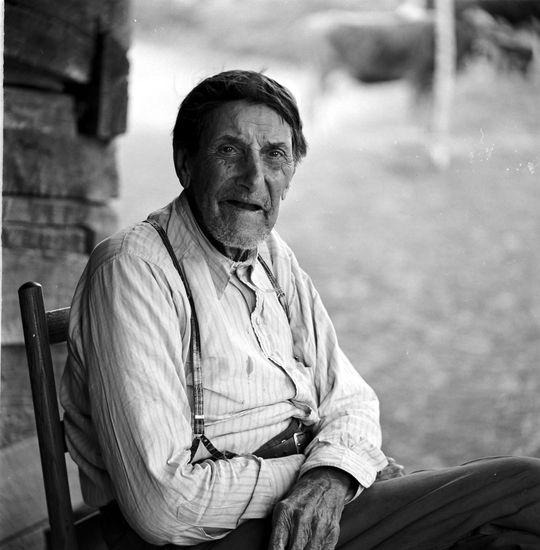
[61,70,540,550]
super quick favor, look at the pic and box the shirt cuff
[241,453,305,519]
[299,441,388,501]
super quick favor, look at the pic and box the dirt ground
[116,0,540,471]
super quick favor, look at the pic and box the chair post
[19,282,78,550]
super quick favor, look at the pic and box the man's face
[181,100,296,259]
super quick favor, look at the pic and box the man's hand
[376,456,406,481]
[269,467,354,550]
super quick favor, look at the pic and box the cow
[302,8,477,108]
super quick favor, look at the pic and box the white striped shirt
[60,193,387,545]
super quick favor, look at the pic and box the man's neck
[221,244,250,262]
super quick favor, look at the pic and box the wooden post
[431,0,456,168]
[2,0,130,348]
[2,2,131,546]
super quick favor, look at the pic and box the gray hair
[172,70,308,164]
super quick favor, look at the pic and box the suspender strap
[257,254,291,320]
[145,219,290,463]
[144,220,205,434]
[145,219,225,461]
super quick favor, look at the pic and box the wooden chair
[18,282,106,550]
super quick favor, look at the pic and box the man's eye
[218,145,237,155]
[268,149,285,159]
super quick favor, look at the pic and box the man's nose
[239,150,265,190]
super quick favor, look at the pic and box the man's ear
[174,148,192,189]
[281,183,290,200]
[281,164,296,200]
[281,165,295,200]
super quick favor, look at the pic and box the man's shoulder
[95,222,155,257]
[87,198,185,276]
[87,221,169,278]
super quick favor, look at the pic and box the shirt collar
[173,193,258,298]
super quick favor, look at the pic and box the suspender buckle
[293,432,302,453]
[193,415,205,437]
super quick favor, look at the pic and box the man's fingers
[269,527,288,550]
[270,502,340,550]
[269,504,290,550]
[269,469,349,550]
[307,514,340,550]
[270,501,309,550]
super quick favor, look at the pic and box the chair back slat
[19,282,78,550]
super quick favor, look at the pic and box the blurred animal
[459,0,540,76]
[303,9,476,104]
[464,7,535,75]
[456,0,540,26]
[302,1,539,113]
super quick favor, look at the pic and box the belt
[252,419,313,459]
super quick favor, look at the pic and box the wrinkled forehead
[201,100,293,147]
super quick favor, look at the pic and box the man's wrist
[301,466,359,499]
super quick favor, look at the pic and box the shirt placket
[237,263,313,409]
[235,265,274,361]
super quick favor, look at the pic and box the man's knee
[462,456,540,489]
[502,456,540,486]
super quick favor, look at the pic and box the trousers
[100,456,540,550]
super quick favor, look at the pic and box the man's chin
[212,223,271,252]
[218,232,268,251]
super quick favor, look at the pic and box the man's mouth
[224,199,264,212]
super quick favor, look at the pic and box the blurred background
[2,0,540,546]
[117,0,540,471]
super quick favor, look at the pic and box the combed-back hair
[172,69,308,164]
